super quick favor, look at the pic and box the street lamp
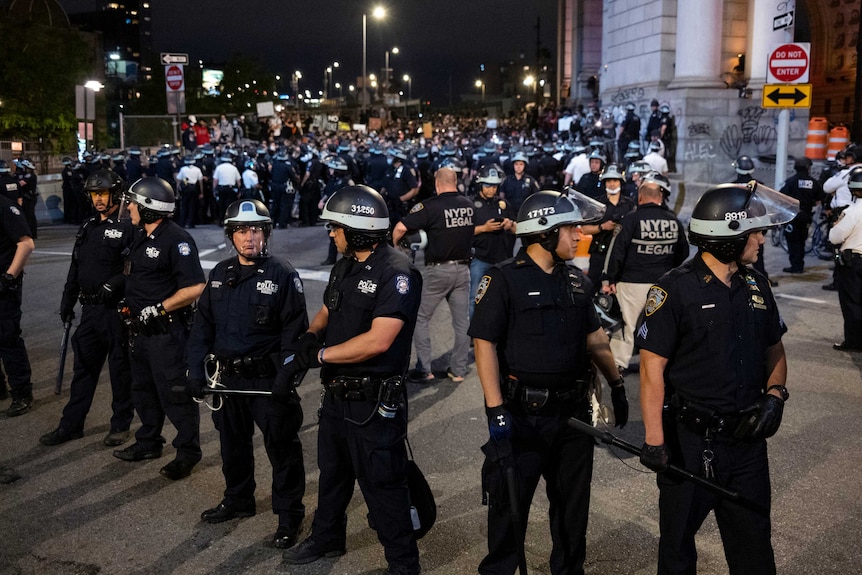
[475,79,485,102]
[292,70,302,107]
[384,46,399,95]
[362,5,387,114]
[83,80,103,152]
[403,74,412,101]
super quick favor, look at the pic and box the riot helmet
[224,199,272,259]
[476,163,505,186]
[124,177,175,224]
[688,182,798,263]
[600,164,624,182]
[648,140,662,153]
[325,155,348,172]
[439,157,465,173]
[0,160,10,173]
[321,185,390,251]
[629,161,652,175]
[516,190,605,258]
[625,102,636,112]
[84,169,125,206]
[793,157,812,173]
[848,165,862,197]
[734,155,755,175]
[511,151,529,164]
[639,171,671,199]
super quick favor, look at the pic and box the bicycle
[777,208,834,260]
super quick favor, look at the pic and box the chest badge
[256,280,279,295]
[358,278,378,294]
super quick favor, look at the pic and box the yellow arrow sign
[762,83,812,108]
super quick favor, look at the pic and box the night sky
[57,0,558,106]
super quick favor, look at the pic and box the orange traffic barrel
[574,229,592,269]
[827,125,850,160]
[805,117,828,160]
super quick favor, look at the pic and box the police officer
[319,156,355,266]
[637,182,797,574]
[469,163,516,319]
[732,156,776,287]
[282,186,423,575]
[469,190,628,575]
[41,170,135,446]
[780,157,822,273]
[579,164,636,291]
[113,177,206,480]
[575,149,606,199]
[176,154,204,228]
[186,200,308,548]
[0,192,35,417]
[126,147,144,183]
[392,166,474,383]
[828,166,862,351]
[602,174,689,373]
[498,151,539,214]
[213,153,242,225]
[619,102,641,161]
[0,160,22,204]
[17,159,38,240]
[269,148,300,229]
[382,145,419,226]
[823,146,862,290]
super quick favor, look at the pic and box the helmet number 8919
[724,211,747,221]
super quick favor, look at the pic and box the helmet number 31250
[351,204,375,215]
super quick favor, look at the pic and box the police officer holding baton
[469,190,628,575]
[282,185,423,575]
[186,199,308,548]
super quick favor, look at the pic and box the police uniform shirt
[20,172,37,199]
[605,203,689,284]
[214,162,242,188]
[634,254,784,413]
[124,220,205,314]
[780,173,820,218]
[321,244,421,379]
[242,169,259,190]
[187,256,309,381]
[576,172,602,199]
[0,197,31,268]
[388,162,418,197]
[468,248,600,380]
[470,194,515,264]
[64,215,134,297]
[400,192,474,263]
[497,174,539,212]
[829,199,862,252]
[177,164,203,185]
[270,159,293,187]
[0,173,21,202]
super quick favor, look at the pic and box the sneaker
[39,428,84,446]
[159,459,195,480]
[103,429,131,447]
[200,501,256,524]
[282,536,346,565]
[113,442,163,462]
[823,283,838,291]
[7,397,32,417]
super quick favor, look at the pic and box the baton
[55,321,72,395]
[567,417,762,509]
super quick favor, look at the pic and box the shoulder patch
[293,276,304,294]
[409,202,424,214]
[395,274,410,295]
[177,242,191,256]
[644,286,667,316]
[498,200,507,210]
[475,275,492,305]
[9,205,21,216]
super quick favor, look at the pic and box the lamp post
[292,71,302,108]
[83,80,103,152]
[384,46,399,96]
[475,79,485,102]
[362,5,386,115]
[403,74,412,101]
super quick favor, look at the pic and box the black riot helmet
[84,169,126,205]
[224,199,273,258]
[124,177,175,224]
[688,182,798,263]
[734,155,755,175]
[516,190,605,259]
[321,185,390,251]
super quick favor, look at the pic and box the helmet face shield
[516,190,605,237]
[689,182,799,239]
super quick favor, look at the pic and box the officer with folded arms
[828,166,862,352]
[469,190,628,575]
[636,182,796,574]
[113,177,206,481]
[282,185,423,575]
[186,199,308,549]
[41,170,135,447]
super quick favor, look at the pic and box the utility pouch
[521,386,550,411]
[676,401,718,436]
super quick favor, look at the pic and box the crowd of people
[9,104,862,575]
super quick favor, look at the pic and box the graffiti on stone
[684,142,718,161]
[687,123,711,137]
[609,87,645,105]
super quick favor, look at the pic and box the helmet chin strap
[539,228,566,263]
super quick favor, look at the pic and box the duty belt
[217,353,279,379]
[501,375,588,413]
[425,259,470,266]
[671,396,743,438]
[325,375,385,401]
[78,292,103,305]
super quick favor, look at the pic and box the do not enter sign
[766,43,810,84]
[165,64,185,92]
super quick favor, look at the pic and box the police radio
[377,376,404,418]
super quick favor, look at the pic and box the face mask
[387,157,394,165]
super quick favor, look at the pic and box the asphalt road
[1,222,861,575]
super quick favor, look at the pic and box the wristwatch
[767,384,789,402]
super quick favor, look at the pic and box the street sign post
[762,84,812,108]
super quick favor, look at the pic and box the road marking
[775,293,827,304]
[33,250,73,256]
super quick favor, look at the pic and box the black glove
[0,273,17,293]
[294,332,323,370]
[185,378,207,399]
[272,362,302,403]
[486,405,513,441]
[734,394,785,441]
[94,282,116,305]
[60,305,75,325]
[640,442,669,472]
[610,380,629,428]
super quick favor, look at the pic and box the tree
[0,19,92,150]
